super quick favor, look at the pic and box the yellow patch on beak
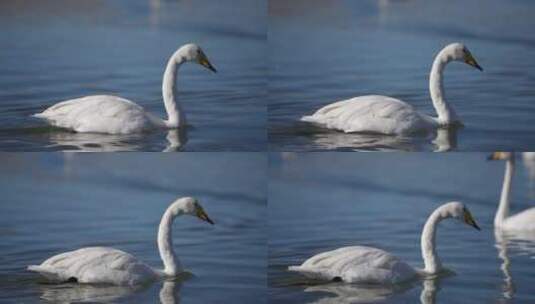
[196,207,214,225]
[464,53,483,71]
[199,53,217,73]
[488,152,509,161]
[463,209,480,230]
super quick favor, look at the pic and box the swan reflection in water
[38,279,182,304]
[494,229,535,301]
[300,124,458,152]
[301,277,442,304]
[41,129,186,152]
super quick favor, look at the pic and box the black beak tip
[476,65,483,72]
[473,223,481,231]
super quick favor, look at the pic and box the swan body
[301,43,483,135]
[302,95,435,135]
[34,96,164,134]
[288,246,416,284]
[489,152,535,231]
[28,247,158,285]
[28,197,214,286]
[289,202,480,284]
[33,44,216,134]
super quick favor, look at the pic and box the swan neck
[429,53,456,124]
[162,54,185,128]
[495,158,515,227]
[421,210,442,273]
[158,208,182,276]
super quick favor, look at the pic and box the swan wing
[28,247,157,286]
[301,95,433,135]
[289,246,416,284]
[34,95,158,134]
[503,208,535,230]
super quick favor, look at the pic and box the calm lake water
[0,0,266,151]
[269,153,535,303]
[268,0,535,151]
[0,153,266,303]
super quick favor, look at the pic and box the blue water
[269,152,535,303]
[268,0,535,151]
[0,0,266,151]
[0,153,266,303]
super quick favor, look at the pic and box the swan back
[301,95,434,135]
[289,246,416,284]
[33,95,157,134]
[27,247,157,286]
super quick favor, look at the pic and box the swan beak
[196,208,215,225]
[464,53,483,71]
[198,53,217,73]
[487,152,508,161]
[487,153,498,161]
[463,210,481,230]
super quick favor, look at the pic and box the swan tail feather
[27,265,64,282]
[300,115,316,122]
[288,265,301,271]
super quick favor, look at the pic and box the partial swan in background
[489,152,535,230]
[522,152,535,196]
[33,44,217,134]
[28,197,214,286]
[289,202,480,284]
[301,43,483,135]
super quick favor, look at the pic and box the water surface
[0,153,266,303]
[269,152,535,303]
[0,0,266,151]
[268,0,535,151]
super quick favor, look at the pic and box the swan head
[441,201,480,230]
[487,151,513,161]
[442,43,483,71]
[169,197,214,224]
[176,43,217,73]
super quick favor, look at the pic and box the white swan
[301,43,483,135]
[27,197,214,286]
[489,152,535,230]
[288,202,480,284]
[33,44,216,134]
